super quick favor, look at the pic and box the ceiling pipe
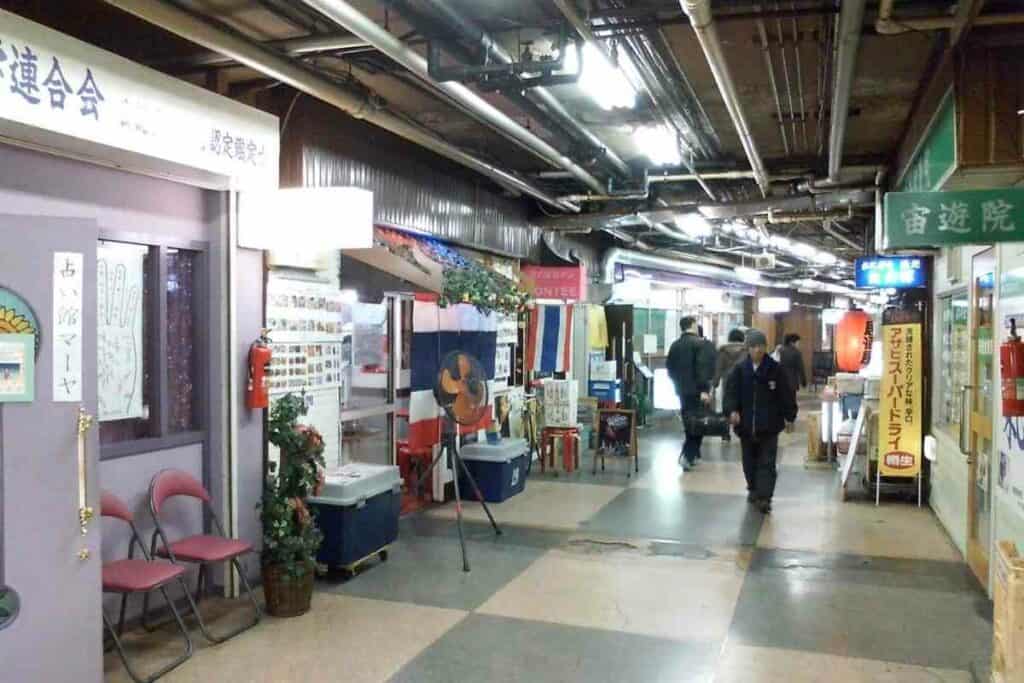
[824,220,862,251]
[876,0,1024,34]
[296,0,606,194]
[407,0,632,180]
[601,247,754,286]
[762,205,856,225]
[101,0,579,213]
[168,33,371,68]
[679,0,771,196]
[828,0,866,182]
[552,0,719,200]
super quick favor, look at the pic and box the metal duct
[828,0,866,181]
[410,0,631,180]
[171,33,371,68]
[101,0,577,212]
[298,0,606,194]
[601,247,752,286]
[680,0,771,196]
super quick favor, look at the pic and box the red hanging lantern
[836,310,873,372]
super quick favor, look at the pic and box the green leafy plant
[440,266,528,316]
[260,394,326,579]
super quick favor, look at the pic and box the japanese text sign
[854,256,926,289]
[0,10,278,189]
[878,323,923,478]
[883,189,1024,250]
[521,265,587,302]
[52,252,82,402]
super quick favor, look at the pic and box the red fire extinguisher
[246,330,272,410]
[1001,318,1024,417]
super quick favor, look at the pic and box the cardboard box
[993,541,1024,682]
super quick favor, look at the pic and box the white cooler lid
[307,462,400,506]
[460,438,529,463]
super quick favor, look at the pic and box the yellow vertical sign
[878,323,923,477]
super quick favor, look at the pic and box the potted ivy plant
[260,393,326,617]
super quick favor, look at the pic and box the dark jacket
[666,332,714,399]
[723,355,798,438]
[713,341,747,388]
[779,344,807,391]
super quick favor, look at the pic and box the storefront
[882,39,1024,593]
[0,11,278,680]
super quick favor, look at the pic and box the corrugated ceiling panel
[301,143,542,258]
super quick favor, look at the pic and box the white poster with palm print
[97,243,145,421]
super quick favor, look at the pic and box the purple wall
[0,143,266,623]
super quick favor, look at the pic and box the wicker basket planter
[262,563,314,618]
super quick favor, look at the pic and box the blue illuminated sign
[855,256,927,289]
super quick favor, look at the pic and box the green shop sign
[883,188,1024,250]
[897,92,956,193]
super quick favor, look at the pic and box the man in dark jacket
[723,329,798,513]
[779,333,808,402]
[667,316,714,470]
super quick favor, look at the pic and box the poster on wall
[0,334,34,403]
[97,243,145,421]
[53,252,83,402]
[265,277,348,344]
[877,322,923,477]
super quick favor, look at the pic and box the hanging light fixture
[836,309,873,372]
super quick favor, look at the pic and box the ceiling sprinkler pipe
[102,0,578,213]
[298,0,607,194]
[172,33,371,68]
[601,247,756,286]
[828,0,866,182]
[680,0,771,196]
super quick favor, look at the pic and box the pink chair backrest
[150,469,211,517]
[101,490,134,523]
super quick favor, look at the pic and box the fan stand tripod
[414,416,502,572]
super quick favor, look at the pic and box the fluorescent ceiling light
[813,251,839,266]
[675,213,713,239]
[634,124,682,166]
[563,43,637,111]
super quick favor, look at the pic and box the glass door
[967,248,995,587]
[340,296,395,466]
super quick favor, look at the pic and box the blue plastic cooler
[458,439,529,503]
[307,462,401,570]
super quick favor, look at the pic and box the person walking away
[723,329,798,513]
[713,328,748,443]
[778,333,808,407]
[667,316,714,471]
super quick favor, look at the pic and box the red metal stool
[541,426,580,474]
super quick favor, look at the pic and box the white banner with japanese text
[0,9,278,189]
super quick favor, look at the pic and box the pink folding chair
[144,469,261,643]
[101,491,193,683]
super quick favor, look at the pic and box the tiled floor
[104,399,993,682]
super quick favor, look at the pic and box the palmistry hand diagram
[98,257,141,419]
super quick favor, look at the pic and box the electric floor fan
[415,350,502,571]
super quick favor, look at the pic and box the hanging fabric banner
[878,322,923,477]
[408,294,496,449]
[527,304,574,375]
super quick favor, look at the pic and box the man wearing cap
[723,329,798,513]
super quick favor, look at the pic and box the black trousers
[679,395,704,464]
[741,433,779,501]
